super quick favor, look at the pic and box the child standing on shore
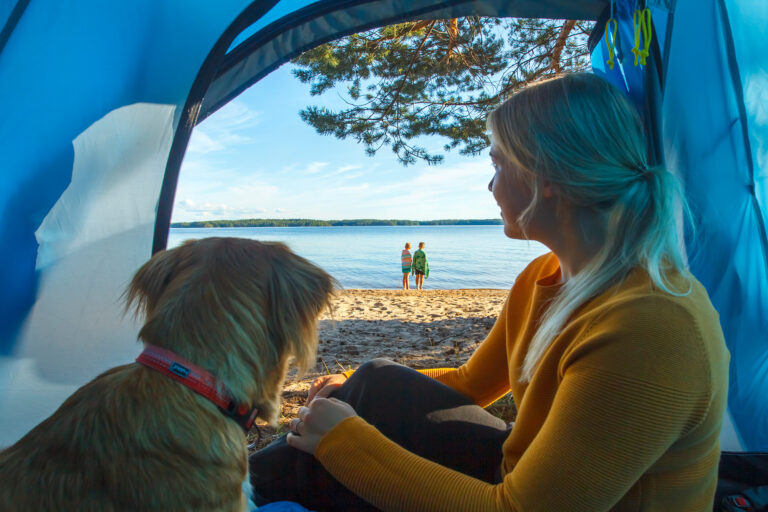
[412,242,429,290]
[400,243,412,290]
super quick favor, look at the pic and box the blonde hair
[405,242,411,249]
[487,73,692,382]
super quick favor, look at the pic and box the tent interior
[1,0,766,497]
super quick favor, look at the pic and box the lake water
[168,225,549,290]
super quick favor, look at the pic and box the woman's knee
[345,358,402,388]
[333,358,411,406]
[354,358,397,378]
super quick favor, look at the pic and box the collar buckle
[220,401,260,431]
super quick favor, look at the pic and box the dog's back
[0,363,248,511]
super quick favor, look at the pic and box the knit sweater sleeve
[316,297,718,512]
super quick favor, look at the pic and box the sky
[172,63,500,222]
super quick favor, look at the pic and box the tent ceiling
[199,0,609,122]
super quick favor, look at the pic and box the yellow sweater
[317,253,729,511]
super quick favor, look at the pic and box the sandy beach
[250,288,514,449]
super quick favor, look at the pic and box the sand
[249,288,514,449]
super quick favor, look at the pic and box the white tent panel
[0,103,175,445]
[0,0,251,446]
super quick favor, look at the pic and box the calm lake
[168,225,549,290]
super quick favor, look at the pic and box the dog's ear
[124,243,186,319]
[265,244,336,374]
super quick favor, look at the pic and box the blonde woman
[250,73,729,511]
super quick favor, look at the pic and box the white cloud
[173,176,281,222]
[187,130,224,154]
[174,199,267,219]
[305,161,329,174]
[336,183,370,193]
[212,100,262,129]
[186,100,261,154]
[329,164,363,176]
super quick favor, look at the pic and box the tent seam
[0,0,30,57]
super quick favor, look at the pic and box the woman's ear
[542,181,556,199]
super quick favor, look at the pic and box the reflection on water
[168,225,549,289]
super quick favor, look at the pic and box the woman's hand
[307,373,347,404]
[286,398,357,455]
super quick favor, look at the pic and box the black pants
[249,359,510,511]
[715,451,768,510]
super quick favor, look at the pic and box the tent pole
[643,17,665,168]
[152,0,281,254]
[0,0,30,56]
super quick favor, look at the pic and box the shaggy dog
[0,237,336,511]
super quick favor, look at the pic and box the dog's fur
[0,237,336,511]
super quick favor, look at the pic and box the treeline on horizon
[171,218,503,228]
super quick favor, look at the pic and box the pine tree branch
[362,20,434,50]
[292,17,594,165]
[374,20,437,122]
[442,18,459,63]
[551,20,576,73]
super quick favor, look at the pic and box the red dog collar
[136,344,258,432]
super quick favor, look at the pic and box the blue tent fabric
[588,0,647,107]
[0,0,766,456]
[662,0,768,450]
[720,0,768,451]
[726,0,768,231]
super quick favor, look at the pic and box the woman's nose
[488,178,494,192]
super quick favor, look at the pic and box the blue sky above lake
[172,64,499,222]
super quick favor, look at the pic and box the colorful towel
[412,249,429,278]
[401,250,412,272]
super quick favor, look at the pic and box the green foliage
[292,17,593,165]
[171,218,502,228]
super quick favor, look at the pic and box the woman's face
[488,146,536,240]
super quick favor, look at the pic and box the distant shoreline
[171,218,503,228]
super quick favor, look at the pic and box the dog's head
[125,237,336,424]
